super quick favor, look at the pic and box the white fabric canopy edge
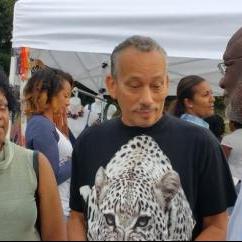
[12,0,242,59]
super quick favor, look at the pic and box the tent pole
[74,87,107,103]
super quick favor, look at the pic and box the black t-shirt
[70,115,236,239]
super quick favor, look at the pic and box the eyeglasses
[218,56,242,76]
[218,63,226,76]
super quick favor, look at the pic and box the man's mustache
[133,105,157,112]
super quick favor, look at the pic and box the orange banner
[20,47,29,81]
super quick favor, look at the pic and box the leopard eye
[104,214,116,227]
[135,216,151,228]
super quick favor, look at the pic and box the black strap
[33,151,41,239]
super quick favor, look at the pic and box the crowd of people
[0,27,242,241]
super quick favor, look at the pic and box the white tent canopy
[12,0,242,95]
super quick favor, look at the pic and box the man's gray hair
[111,36,167,78]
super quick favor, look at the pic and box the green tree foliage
[0,0,15,74]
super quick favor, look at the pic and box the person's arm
[38,153,67,241]
[68,132,90,241]
[195,131,237,240]
[195,212,228,241]
[28,120,71,185]
[67,211,87,241]
[222,144,232,160]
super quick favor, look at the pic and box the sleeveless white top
[56,128,73,217]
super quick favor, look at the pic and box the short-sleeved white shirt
[222,129,242,180]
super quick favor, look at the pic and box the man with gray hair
[68,36,236,241]
[219,27,242,241]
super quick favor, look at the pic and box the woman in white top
[25,68,74,219]
[222,120,242,187]
[56,127,73,218]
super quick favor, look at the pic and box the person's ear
[184,98,193,110]
[106,75,118,100]
[163,75,170,98]
[166,75,170,88]
[166,75,170,91]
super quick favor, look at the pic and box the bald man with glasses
[219,27,242,241]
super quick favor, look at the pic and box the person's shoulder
[11,141,33,154]
[76,118,120,144]
[10,141,35,165]
[27,115,55,131]
[231,129,242,138]
[27,115,53,125]
[222,129,242,145]
[12,142,50,173]
[222,132,233,142]
[166,115,218,144]
[165,114,203,132]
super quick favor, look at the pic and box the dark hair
[231,120,242,130]
[204,115,225,141]
[171,75,205,117]
[51,68,74,87]
[0,70,17,114]
[24,68,74,116]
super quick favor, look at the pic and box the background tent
[12,0,242,95]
